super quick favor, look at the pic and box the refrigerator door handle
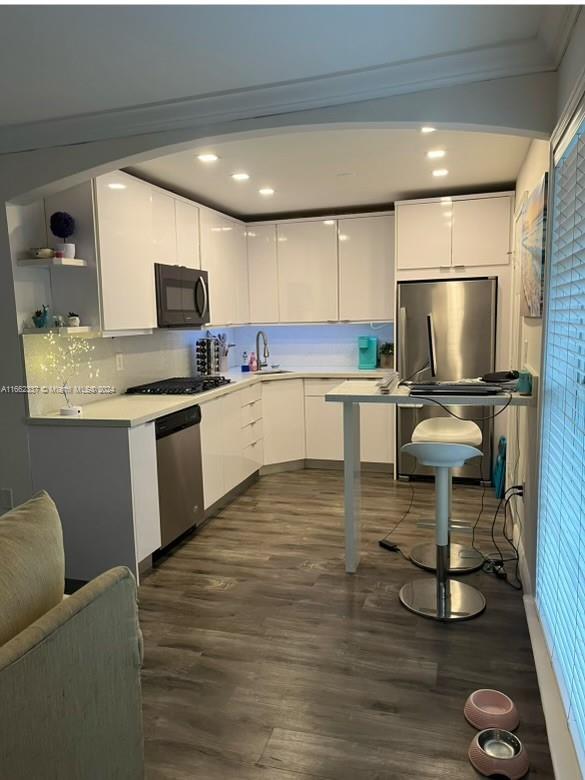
[397,403,423,409]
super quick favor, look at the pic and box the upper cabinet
[451,197,512,267]
[277,219,338,322]
[175,200,200,269]
[94,172,157,331]
[338,216,394,321]
[395,201,452,270]
[151,190,177,266]
[200,208,249,326]
[247,225,279,323]
[395,193,513,271]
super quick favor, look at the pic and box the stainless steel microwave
[155,264,210,327]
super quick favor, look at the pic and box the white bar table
[325,380,534,574]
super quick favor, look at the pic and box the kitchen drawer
[240,383,262,407]
[243,439,264,474]
[242,418,263,447]
[241,398,262,427]
[304,378,346,397]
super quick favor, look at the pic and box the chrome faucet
[256,330,270,370]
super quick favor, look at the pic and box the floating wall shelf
[17,257,87,268]
[21,326,97,337]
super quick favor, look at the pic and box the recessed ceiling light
[197,153,219,163]
[231,172,250,182]
[427,149,446,160]
[421,126,436,134]
[107,182,127,190]
[323,220,335,226]
[259,187,275,197]
[432,168,449,177]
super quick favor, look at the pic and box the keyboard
[408,381,503,396]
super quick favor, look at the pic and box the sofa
[0,490,144,779]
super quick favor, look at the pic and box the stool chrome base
[410,542,484,574]
[399,578,486,622]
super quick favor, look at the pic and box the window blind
[537,113,585,772]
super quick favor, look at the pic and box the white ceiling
[127,128,531,217]
[0,6,571,127]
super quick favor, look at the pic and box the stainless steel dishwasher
[155,405,205,549]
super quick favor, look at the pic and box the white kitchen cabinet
[396,202,452,270]
[262,379,306,464]
[200,209,248,325]
[151,189,177,265]
[175,200,200,269]
[230,221,250,324]
[304,379,394,463]
[305,395,343,460]
[277,220,338,322]
[222,390,245,493]
[452,197,512,267]
[200,397,226,509]
[360,405,394,464]
[338,216,394,321]
[248,225,279,323]
[94,171,157,331]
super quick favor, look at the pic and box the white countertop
[26,367,388,428]
[325,379,534,406]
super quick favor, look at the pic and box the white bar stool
[409,418,484,574]
[399,440,486,621]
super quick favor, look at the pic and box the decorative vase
[55,243,75,259]
[67,315,80,328]
[32,307,50,329]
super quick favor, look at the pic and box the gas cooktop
[126,376,231,396]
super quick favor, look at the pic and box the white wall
[507,138,549,593]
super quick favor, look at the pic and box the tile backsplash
[230,323,394,369]
[23,323,393,416]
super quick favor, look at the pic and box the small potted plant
[379,341,394,369]
[50,211,76,259]
[32,305,50,329]
[67,311,81,328]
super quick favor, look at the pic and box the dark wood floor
[139,469,553,780]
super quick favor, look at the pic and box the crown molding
[537,6,581,68]
[0,37,555,156]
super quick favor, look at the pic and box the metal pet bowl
[468,729,529,780]
[464,689,519,731]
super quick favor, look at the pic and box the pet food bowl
[469,729,529,780]
[464,689,519,731]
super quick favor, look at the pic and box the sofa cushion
[0,491,64,646]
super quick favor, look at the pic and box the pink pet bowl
[464,689,519,731]
[469,729,529,780]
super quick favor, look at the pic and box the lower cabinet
[262,379,306,465]
[200,377,394,512]
[304,379,394,463]
[200,385,265,509]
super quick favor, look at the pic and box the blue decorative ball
[50,211,75,240]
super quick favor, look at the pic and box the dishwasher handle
[155,405,201,439]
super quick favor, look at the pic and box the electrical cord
[408,392,514,422]
[378,463,417,558]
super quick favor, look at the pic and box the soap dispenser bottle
[249,352,258,372]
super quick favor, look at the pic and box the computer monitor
[426,313,437,377]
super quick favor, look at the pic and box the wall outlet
[0,488,14,511]
[115,353,124,371]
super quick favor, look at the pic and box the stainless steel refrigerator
[396,277,497,482]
